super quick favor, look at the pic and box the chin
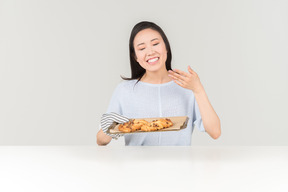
[146,63,166,71]
[145,65,162,72]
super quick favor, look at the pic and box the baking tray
[108,116,189,134]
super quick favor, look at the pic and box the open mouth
[147,57,159,64]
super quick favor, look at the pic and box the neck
[140,69,173,84]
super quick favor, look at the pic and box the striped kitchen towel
[100,112,130,139]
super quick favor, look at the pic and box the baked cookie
[118,120,133,133]
[140,118,173,132]
[118,118,173,133]
[131,119,148,131]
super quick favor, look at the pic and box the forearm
[96,129,112,145]
[194,86,221,139]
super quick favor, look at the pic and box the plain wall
[0,0,287,145]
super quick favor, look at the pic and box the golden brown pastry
[140,118,173,132]
[118,118,173,133]
[159,118,173,128]
[140,124,157,131]
[131,119,148,131]
[118,120,133,133]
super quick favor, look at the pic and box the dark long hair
[121,21,172,85]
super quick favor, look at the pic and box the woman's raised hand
[168,66,204,94]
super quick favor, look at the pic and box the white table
[1,146,287,192]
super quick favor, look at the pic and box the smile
[147,57,159,64]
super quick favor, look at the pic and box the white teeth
[148,57,159,63]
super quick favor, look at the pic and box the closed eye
[139,43,159,51]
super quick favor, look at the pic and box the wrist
[193,84,205,95]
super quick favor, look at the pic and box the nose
[146,45,155,55]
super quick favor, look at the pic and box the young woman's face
[133,28,167,72]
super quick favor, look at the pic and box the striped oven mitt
[100,112,130,140]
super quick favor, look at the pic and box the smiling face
[133,28,168,72]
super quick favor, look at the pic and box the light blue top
[105,79,205,146]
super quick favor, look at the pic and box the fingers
[168,66,199,90]
[168,70,188,81]
[173,78,185,87]
[188,65,195,74]
[168,71,185,86]
[171,68,190,77]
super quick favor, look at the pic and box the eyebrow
[137,38,159,47]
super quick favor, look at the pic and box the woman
[97,21,221,146]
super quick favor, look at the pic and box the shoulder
[117,79,137,88]
[114,79,138,92]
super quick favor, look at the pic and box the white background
[1,146,288,192]
[0,0,287,145]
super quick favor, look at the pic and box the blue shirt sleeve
[105,83,123,115]
[98,84,123,131]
